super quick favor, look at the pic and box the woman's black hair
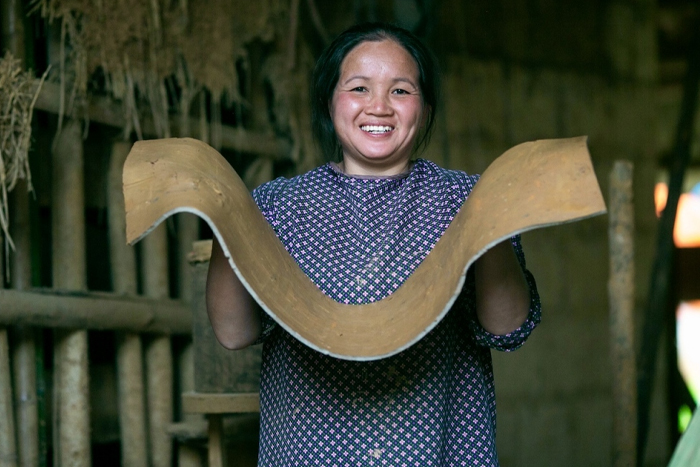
[311,22,441,162]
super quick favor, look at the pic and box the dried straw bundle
[33,0,285,142]
[0,53,47,257]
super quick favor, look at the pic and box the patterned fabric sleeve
[443,168,542,351]
[250,178,288,345]
[464,235,542,352]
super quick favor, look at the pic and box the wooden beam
[0,289,191,334]
[33,81,291,160]
[182,393,260,414]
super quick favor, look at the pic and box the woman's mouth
[360,125,394,134]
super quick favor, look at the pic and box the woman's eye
[393,88,409,95]
[351,86,367,92]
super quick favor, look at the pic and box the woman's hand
[474,239,531,335]
[205,237,262,349]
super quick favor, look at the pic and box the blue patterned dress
[251,159,541,466]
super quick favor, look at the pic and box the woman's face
[330,39,425,176]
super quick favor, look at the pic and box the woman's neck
[337,159,413,177]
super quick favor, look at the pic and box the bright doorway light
[677,300,700,403]
[654,182,700,248]
[677,300,700,433]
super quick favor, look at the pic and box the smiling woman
[203,22,541,467]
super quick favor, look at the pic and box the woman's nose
[365,92,392,115]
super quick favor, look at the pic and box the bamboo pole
[9,326,37,467]
[52,120,90,467]
[608,161,637,467]
[108,141,148,467]
[0,230,11,467]
[0,231,10,467]
[10,183,38,467]
[176,98,203,467]
[177,223,202,467]
[0,230,13,467]
[0,328,18,467]
[177,343,202,467]
[3,1,34,464]
[142,225,173,467]
[11,156,38,467]
[0,225,14,467]
[0,289,191,333]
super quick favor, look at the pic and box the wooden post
[142,225,173,467]
[206,415,226,467]
[52,120,90,466]
[609,161,637,467]
[108,141,148,467]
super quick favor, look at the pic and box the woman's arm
[474,239,531,335]
[205,237,262,349]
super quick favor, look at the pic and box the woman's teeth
[361,125,393,134]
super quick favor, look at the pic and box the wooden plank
[167,420,208,441]
[33,81,291,160]
[182,393,260,414]
[187,240,212,264]
[608,161,637,467]
[0,289,191,334]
